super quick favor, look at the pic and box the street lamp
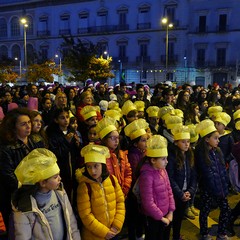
[14,57,22,77]
[161,17,173,80]
[103,51,109,59]
[20,18,28,68]
[55,54,62,72]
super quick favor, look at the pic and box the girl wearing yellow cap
[124,119,149,240]
[76,144,125,240]
[195,119,231,240]
[96,117,132,197]
[137,135,175,240]
[166,126,197,239]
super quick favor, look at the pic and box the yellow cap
[80,105,99,121]
[146,106,159,118]
[233,109,240,121]
[95,116,117,139]
[124,119,149,140]
[235,121,240,130]
[108,101,121,111]
[159,105,175,120]
[196,119,217,137]
[15,148,60,185]
[104,109,122,122]
[165,114,183,130]
[208,106,223,118]
[146,135,168,157]
[174,109,184,119]
[172,125,190,140]
[134,101,145,112]
[214,112,231,126]
[121,100,137,116]
[187,124,199,143]
[81,144,110,164]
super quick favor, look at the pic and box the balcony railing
[216,25,229,32]
[136,56,150,63]
[59,29,71,35]
[137,23,151,30]
[195,26,208,33]
[161,55,178,64]
[37,30,50,37]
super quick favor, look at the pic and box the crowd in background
[0,79,240,240]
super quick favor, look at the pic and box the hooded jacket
[139,163,175,220]
[76,173,125,240]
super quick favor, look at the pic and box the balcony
[115,24,129,31]
[137,23,151,30]
[136,56,150,63]
[216,25,229,32]
[37,30,50,37]
[161,55,178,64]
[78,27,89,34]
[195,26,208,33]
[59,29,71,35]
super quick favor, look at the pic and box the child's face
[135,134,148,152]
[149,116,159,126]
[214,121,225,134]
[151,157,168,170]
[55,111,70,130]
[32,114,42,133]
[70,120,78,131]
[43,99,52,111]
[105,130,119,151]
[205,131,220,149]
[85,116,98,126]
[86,162,102,182]
[88,127,98,142]
[175,139,190,152]
[40,173,61,193]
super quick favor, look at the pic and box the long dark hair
[173,143,194,170]
[135,155,153,179]
[196,131,224,165]
[83,163,109,182]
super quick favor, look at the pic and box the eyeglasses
[184,94,190,97]
[108,136,119,141]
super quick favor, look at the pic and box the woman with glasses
[176,90,190,112]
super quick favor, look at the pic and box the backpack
[132,177,141,204]
[229,157,240,192]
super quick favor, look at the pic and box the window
[168,42,175,61]
[11,44,21,59]
[40,46,48,62]
[140,44,147,57]
[216,48,226,66]
[0,45,8,59]
[97,8,108,27]
[197,49,205,66]
[219,14,227,31]
[138,4,150,29]
[59,13,70,35]
[164,6,175,23]
[11,17,20,37]
[26,16,33,35]
[38,15,49,36]
[119,45,126,58]
[0,18,7,37]
[199,16,206,32]
[78,11,89,33]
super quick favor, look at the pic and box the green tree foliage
[61,36,115,82]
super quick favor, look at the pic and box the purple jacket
[139,163,175,220]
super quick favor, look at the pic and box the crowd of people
[0,79,240,240]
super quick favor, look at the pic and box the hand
[166,211,173,222]
[65,132,74,143]
[105,230,117,240]
[182,192,191,202]
[110,226,118,233]
[161,217,170,226]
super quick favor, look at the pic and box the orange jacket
[106,150,132,196]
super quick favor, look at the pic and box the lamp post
[20,18,28,68]
[103,51,109,59]
[161,18,173,80]
[55,54,62,72]
[14,57,22,77]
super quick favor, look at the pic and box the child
[69,116,83,147]
[46,107,81,204]
[76,144,125,240]
[138,135,175,240]
[195,119,231,240]
[11,148,81,240]
[87,124,100,144]
[96,116,132,197]
[166,125,197,239]
[124,119,149,240]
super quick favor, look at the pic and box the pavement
[120,191,240,240]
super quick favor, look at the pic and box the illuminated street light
[55,54,62,72]
[20,18,28,68]
[161,17,173,80]
[14,57,22,77]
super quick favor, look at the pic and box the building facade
[0,0,240,87]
